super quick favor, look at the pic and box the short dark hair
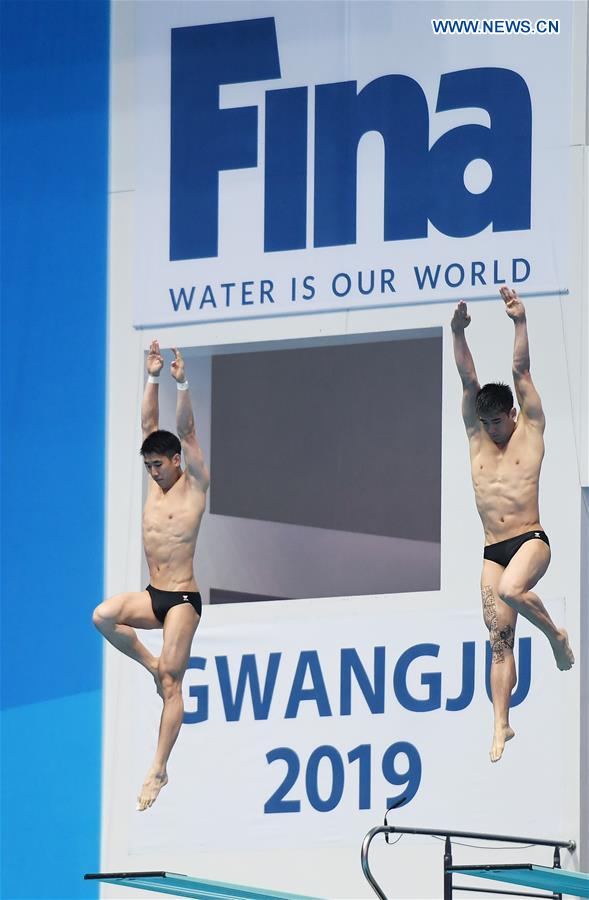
[140,429,181,458]
[475,383,514,417]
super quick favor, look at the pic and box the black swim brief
[146,584,202,623]
[483,530,550,569]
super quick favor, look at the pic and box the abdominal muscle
[474,490,542,545]
[142,481,205,591]
[144,542,200,591]
[470,430,543,545]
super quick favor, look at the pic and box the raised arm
[170,348,210,490]
[451,301,481,436]
[141,339,163,439]
[500,286,545,430]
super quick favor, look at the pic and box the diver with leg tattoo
[451,287,574,762]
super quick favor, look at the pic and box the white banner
[126,597,570,855]
[134,1,571,327]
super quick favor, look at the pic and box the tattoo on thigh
[482,585,497,633]
[482,585,514,664]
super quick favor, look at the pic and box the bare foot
[489,725,515,763]
[136,769,168,811]
[552,630,574,671]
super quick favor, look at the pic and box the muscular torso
[142,472,206,591]
[469,418,544,544]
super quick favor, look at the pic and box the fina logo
[170,17,532,261]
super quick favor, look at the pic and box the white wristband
[177,380,189,391]
[147,374,160,384]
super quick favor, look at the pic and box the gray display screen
[210,336,442,543]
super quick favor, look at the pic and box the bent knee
[92,594,124,629]
[92,603,110,630]
[497,583,522,608]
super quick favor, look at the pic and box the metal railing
[361,825,576,900]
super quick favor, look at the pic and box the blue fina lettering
[170,18,532,260]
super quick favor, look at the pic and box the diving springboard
[450,864,589,898]
[83,871,325,900]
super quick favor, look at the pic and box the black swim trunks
[483,530,550,569]
[146,584,202,623]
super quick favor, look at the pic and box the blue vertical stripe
[1,1,109,896]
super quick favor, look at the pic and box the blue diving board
[83,871,325,900]
[450,865,589,898]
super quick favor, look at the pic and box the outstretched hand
[451,300,471,333]
[500,286,526,322]
[147,340,164,375]
[170,347,186,383]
